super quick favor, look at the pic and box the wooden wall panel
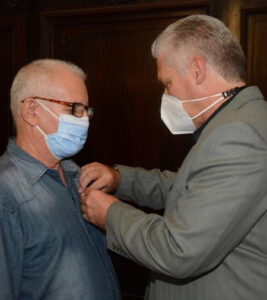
[0,24,14,153]
[40,3,209,170]
[39,5,209,298]
[0,14,26,155]
[242,9,267,98]
[211,0,267,99]
[5,1,267,299]
[39,0,209,11]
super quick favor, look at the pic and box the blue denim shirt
[0,138,120,300]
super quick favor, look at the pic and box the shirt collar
[7,137,79,184]
[193,86,246,141]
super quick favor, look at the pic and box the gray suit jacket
[107,86,267,300]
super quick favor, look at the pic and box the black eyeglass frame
[21,96,94,119]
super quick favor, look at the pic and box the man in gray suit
[80,15,267,299]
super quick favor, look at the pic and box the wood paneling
[0,14,26,154]
[1,0,267,299]
[0,0,26,9]
[39,4,208,299]
[40,3,208,169]
[242,9,267,97]
[39,0,209,11]
[211,0,267,99]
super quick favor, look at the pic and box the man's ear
[20,98,39,126]
[190,55,206,85]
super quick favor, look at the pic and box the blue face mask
[36,101,89,160]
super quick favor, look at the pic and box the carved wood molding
[60,0,139,6]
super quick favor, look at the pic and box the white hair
[152,14,246,81]
[10,58,86,122]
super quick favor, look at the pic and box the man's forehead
[156,57,173,81]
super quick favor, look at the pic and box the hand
[79,162,120,194]
[80,189,119,229]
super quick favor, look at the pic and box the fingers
[79,162,101,192]
[80,202,87,213]
[80,194,93,223]
[84,177,110,192]
[80,189,119,229]
[82,213,89,222]
[79,162,120,194]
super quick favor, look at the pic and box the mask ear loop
[36,125,47,137]
[188,87,243,120]
[180,93,222,103]
[190,96,225,120]
[180,86,243,104]
[35,99,59,120]
[35,99,59,138]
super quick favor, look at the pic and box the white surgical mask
[160,92,226,134]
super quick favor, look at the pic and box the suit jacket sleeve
[114,165,177,210]
[106,121,267,279]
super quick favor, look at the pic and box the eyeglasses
[21,96,94,119]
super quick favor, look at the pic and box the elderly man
[0,59,120,299]
[80,15,267,300]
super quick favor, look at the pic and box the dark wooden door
[1,0,267,299]
[0,3,27,154]
[40,2,208,170]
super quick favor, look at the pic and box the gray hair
[152,14,246,82]
[10,58,86,121]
